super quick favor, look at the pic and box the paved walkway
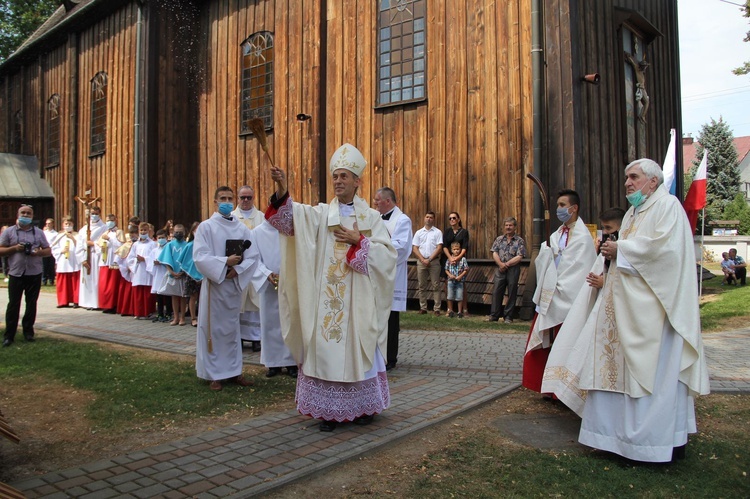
[2,291,749,498]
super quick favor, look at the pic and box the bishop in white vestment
[266,144,397,431]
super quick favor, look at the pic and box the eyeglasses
[239,196,253,201]
[448,217,458,220]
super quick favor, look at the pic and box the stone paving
[2,291,748,497]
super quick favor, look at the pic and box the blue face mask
[218,202,234,216]
[106,221,116,230]
[139,233,148,240]
[18,216,32,226]
[626,189,647,208]
[157,238,167,246]
[556,207,572,224]
[91,215,101,223]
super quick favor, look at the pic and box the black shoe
[102,308,117,314]
[319,420,337,432]
[286,366,298,378]
[56,304,69,308]
[251,341,261,352]
[2,339,12,348]
[265,367,282,378]
[353,414,374,426]
[385,362,396,371]
[671,445,686,462]
[24,336,35,342]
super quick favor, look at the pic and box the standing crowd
[0,151,713,461]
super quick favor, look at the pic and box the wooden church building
[0,0,682,265]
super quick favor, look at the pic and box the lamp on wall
[582,73,600,85]
[296,113,311,121]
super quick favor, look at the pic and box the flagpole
[699,208,705,298]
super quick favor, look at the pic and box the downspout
[531,0,545,252]
[521,0,545,319]
[68,33,79,226]
[133,1,144,219]
[672,0,684,201]
[317,1,328,204]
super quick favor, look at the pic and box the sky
[679,0,750,139]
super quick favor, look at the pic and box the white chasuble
[193,213,259,381]
[268,195,396,383]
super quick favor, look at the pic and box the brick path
[2,291,748,497]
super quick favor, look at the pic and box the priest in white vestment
[576,159,709,462]
[76,207,108,310]
[374,187,413,370]
[248,221,297,377]
[232,185,264,350]
[193,186,260,391]
[266,143,397,432]
[523,190,596,392]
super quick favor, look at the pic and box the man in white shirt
[412,212,443,315]
[374,187,413,370]
[232,185,264,352]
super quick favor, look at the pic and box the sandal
[191,319,198,327]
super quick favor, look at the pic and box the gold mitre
[329,143,367,177]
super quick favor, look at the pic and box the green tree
[722,193,750,235]
[0,0,59,63]
[692,118,741,230]
[734,1,750,75]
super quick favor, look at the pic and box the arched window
[12,110,23,153]
[377,0,427,107]
[47,94,61,167]
[90,71,107,156]
[240,31,274,134]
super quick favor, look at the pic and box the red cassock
[131,285,155,318]
[521,314,561,393]
[98,266,121,310]
[117,279,134,316]
[56,271,80,306]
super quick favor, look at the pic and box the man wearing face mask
[0,205,52,347]
[193,186,260,391]
[76,206,108,310]
[522,189,596,393]
[577,158,709,463]
[232,185,264,352]
[96,214,125,313]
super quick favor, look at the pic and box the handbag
[157,273,185,296]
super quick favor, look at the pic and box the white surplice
[50,232,81,273]
[193,212,259,381]
[266,194,396,421]
[233,206,264,342]
[128,239,157,287]
[76,220,107,308]
[249,221,295,368]
[383,207,413,312]
[568,186,710,462]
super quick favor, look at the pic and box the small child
[721,252,737,286]
[587,207,626,289]
[128,222,157,319]
[148,229,173,322]
[445,241,469,318]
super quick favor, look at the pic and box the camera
[23,242,32,255]
[601,232,618,244]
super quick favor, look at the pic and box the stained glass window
[90,72,107,156]
[377,0,426,107]
[240,31,274,134]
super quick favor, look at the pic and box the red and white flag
[683,149,708,234]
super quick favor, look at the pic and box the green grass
[0,338,295,430]
[400,310,529,333]
[699,276,750,331]
[407,428,750,498]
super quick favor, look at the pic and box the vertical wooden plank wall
[43,43,71,221]
[326,0,533,258]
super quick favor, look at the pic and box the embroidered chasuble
[266,194,396,383]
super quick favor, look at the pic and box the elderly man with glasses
[232,185,264,352]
